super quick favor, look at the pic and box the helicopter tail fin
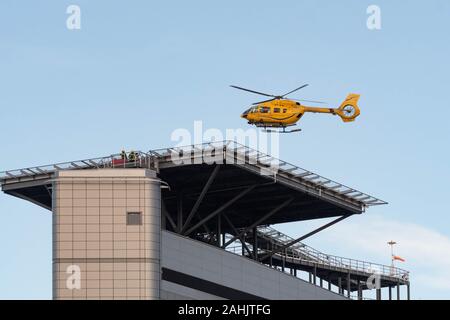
[336,94,361,122]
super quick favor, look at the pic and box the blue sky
[0,0,449,299]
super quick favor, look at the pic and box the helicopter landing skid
[263,128,302,134]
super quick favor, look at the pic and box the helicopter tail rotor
[335,94,361,122]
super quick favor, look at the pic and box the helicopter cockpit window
[273,108,280,113]
[260,107,270,113]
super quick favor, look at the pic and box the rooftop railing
[255,225,409,282]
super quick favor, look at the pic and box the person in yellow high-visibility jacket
[120,150,128,161]
[129,151,137,162]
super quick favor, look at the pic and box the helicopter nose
[241,113,248,119]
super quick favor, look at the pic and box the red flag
[393,255,405,262]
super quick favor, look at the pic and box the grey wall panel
[161,231,346,300]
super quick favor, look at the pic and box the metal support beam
[184,185,256,236]
[376,288,381,300]
[177,192,183,233]
[389,286,392,300]
[269,241,273,267]
[252,226,258,260]
[261,215,351,260]
[45,185,52,197]
[347,272,351,298]
[199,216,211,234]
[338,277,342,294]
[162,200,177,231]
[217,214,222,247]
[397,284,400,300]
[222,197,294,248]
[407,284,410,300]
[313,266,317,285]
[223,214,253,258]
[358,281,362,300]
[181,165,220,233]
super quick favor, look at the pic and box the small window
[127,212,142,225]
[260,107,270,113]
[273,108,280,113]
[283,109,287,113]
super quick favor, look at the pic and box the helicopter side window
[283,109,287,113]
[260,107,270,113]
[273,108,280,113]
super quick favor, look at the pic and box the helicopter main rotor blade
[292,98,327,104]
[230,85,275,98]
[252,98,277,105]
[281,84,309,97]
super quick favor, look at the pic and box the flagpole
[388,240,396,275]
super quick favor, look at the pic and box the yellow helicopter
[231,84,361,133]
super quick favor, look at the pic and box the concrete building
[0,141,410,300]
[53,169,161,300]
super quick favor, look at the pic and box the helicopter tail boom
[336,94,361,122]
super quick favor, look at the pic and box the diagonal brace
[183,185,256,236]
[223,214,253,258]
[162,200,177,231]
[222,197,294,248]
[182,165,220,233]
